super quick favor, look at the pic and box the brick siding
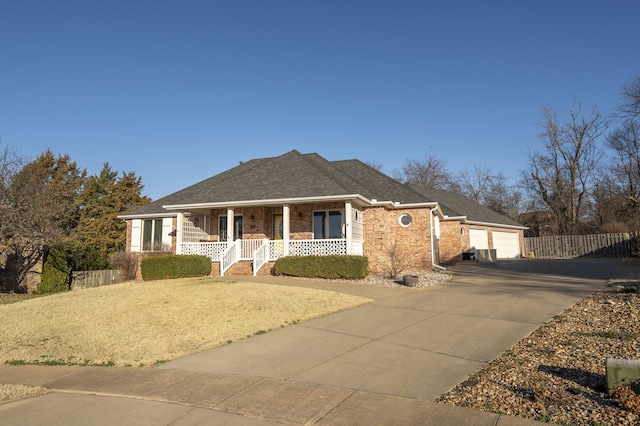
[363,206,433,274]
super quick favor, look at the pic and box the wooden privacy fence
[71,270,123,290]
[524,232,638,259]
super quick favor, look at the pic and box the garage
[492,231,521,258]
[469,228,489,250]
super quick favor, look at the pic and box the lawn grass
[0,277,370,367]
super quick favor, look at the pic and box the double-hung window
[219,216,243,241]
[313,210,343,239]
[142,219,164,251]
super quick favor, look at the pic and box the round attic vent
[399,214,413,227]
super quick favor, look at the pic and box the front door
[273,214,284,240]
[272,214,284,257]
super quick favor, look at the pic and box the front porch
[172,201,365,276]
[180,238,364,276]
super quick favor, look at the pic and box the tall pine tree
[73,163,150,268]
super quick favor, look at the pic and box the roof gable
[121,150,526,230]
[123,150,431,217]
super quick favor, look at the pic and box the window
[313,210,343,239]
[142,219,164,251]
[219,215,243,241]
[399,214,413,227]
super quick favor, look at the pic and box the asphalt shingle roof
[408,185,524,228]
[122,150,427,217]
[121,150,524,229]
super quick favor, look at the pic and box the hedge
[37,246,71,294]
[141,255,211,280]
[274,255,368,279]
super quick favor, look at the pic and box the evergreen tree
[0,149,85,291]
[73,164,150,267]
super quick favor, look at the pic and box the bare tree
[0,149,85,291]
[454,166,522,219]
[606,120,640,204]
[456,165,494,204]
[523,101,607,235]
[363,160,383,172]
[590,75,640,232]
[486,173,523,220]
[620,75,640,119]
[398,154,455,190]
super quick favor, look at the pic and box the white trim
[440,216,527,231]
[464,220,528,230]
[176,213,184,254]
[163,194,371,210]
[130,219,142,252]
[119,212,178,219]
[162,218,173,250]
[345,202,353,255]
[226,208,234,242]
[162,195,442,211]
[441,215,467,221]
[283,204,290,256]
[429,207,438,268]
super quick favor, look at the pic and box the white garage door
[469,229,489,250]
[492,231,521,258]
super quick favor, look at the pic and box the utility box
[606,358,640,394]
[476,249,497,262]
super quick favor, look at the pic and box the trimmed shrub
[38,246,70,294]
[141,255,211,280]
[274,255,368,280]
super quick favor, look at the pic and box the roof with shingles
[408,185,524,228]
[122,150,431,217]
[121,150,525,230]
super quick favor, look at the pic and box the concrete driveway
[161,258,620,400]
[0,258,622,425]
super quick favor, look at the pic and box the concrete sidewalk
[0,258,626,425]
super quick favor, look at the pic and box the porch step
[220,261,276,277]
[225,261,253,276]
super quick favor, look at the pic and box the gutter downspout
[430,206,447,272]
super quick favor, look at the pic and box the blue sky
[2,1,639,200]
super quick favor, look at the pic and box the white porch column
[283,204,290,256]
[227,208,234,242]
[345,202,352,255]
[176,212,184,254]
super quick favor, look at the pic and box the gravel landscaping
[334,269,454,288]
[438,286,640,426]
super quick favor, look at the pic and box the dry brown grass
[0,384,48,403]
[0,277,370,367]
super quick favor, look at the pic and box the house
[409,186,526,262]
[119,150,527,276]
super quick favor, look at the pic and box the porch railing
[181,241,228,259]
[287,239,348,256]
[179,238,362,275]
[220,240,241,276]
[253,239,269,276]
[240,239,264,260]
